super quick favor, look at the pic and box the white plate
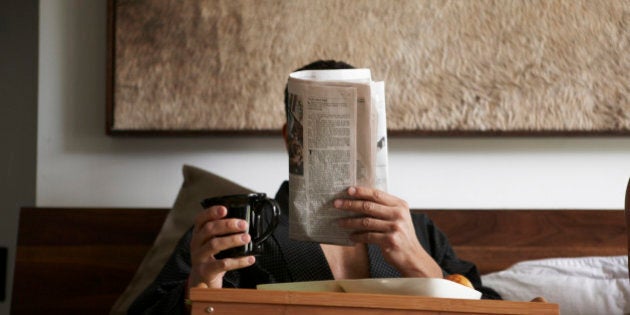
[336,278,481,299]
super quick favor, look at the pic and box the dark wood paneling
[11,207,627,314]
[15,208,166,246]
[419,209,627,274]
[12,208,168,315]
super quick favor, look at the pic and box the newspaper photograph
[286,69,389,245]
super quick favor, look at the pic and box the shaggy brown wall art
[107,0,630,136]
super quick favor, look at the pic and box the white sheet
[481,256,629,315]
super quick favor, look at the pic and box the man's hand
[188,205,256,289]
[334,186,442,278]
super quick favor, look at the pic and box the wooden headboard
[421,210,627,275]
[12,208,168,315]
[11,207,627,314]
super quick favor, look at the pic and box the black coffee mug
[200,193,280,259]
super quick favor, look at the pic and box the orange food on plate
[445,274,474,288]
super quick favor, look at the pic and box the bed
[10,169,629,314]
[11,208,626,314]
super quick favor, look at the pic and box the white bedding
[481,256,629,315]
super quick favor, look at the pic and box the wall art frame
[106,0,630,136]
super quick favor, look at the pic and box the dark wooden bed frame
[11,207,628,314]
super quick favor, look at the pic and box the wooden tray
[189,288,559,315]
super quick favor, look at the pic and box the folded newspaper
[286,68,389,245]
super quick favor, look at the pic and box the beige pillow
[110,165,253,315]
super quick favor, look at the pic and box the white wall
[38,1,630,213]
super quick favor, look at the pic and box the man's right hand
[187,205,256,289]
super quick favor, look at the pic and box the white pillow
[482,256,630,315]
[110,165,253,315]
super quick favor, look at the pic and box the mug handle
[252,198,281,245]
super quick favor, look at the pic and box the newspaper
[286,68,389,245]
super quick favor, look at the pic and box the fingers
[347,186,405,207]
[195,233,252,262]
[334,186,407,219]
[334,186,412,249]
[198,218,249,244]
[202,256,256,277]
[334,198,389,219]
[191,205,249,249]
[190,255,256,289]
[189,205,258,289]
[194,205,228,232]
[336,206,399,249]
[218,256,256,271]
[338,215,397,233]
[331,187,440,278]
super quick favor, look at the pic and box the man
[128,60,500,314]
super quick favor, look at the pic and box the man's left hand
[334,186,442,278]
